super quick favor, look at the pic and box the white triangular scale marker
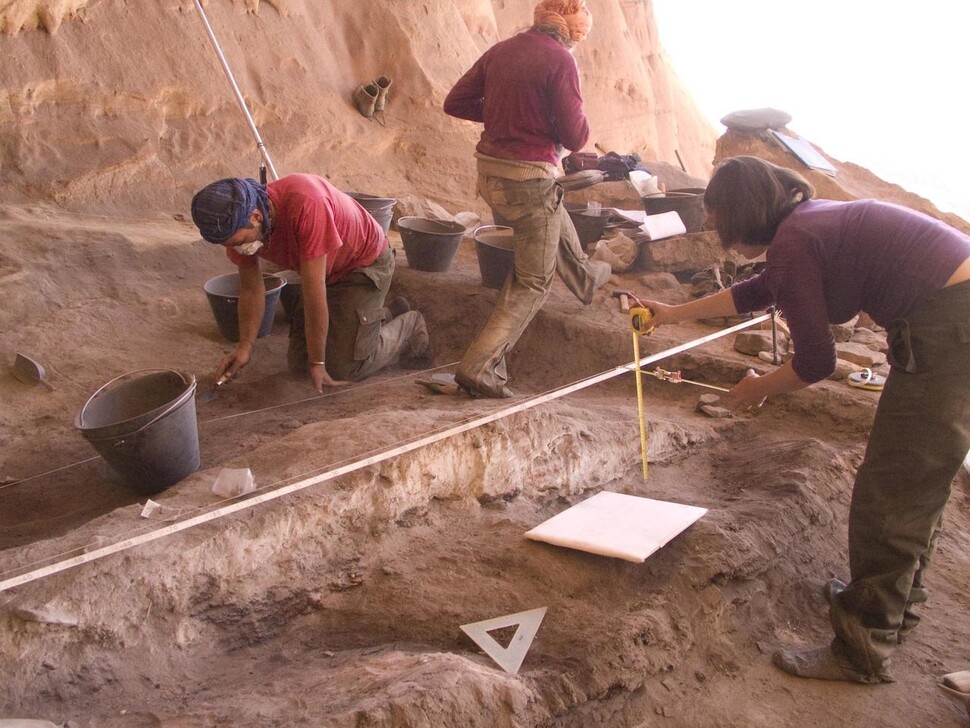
[460,606,547,674]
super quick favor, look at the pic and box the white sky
[652,0,969,222]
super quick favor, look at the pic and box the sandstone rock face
[0,0,717,218]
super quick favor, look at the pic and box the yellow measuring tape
[630,306,654,480]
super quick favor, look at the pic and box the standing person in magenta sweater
[641,155,970,685]
[443,0,611,398]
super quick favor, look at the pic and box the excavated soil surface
[1,206,969,727]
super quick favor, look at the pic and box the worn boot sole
[772,645,890,685]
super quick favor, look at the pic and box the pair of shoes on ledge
[353,76,392,118]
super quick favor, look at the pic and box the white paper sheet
[639,210,687,240]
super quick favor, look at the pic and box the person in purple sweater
[443,0,610,398]
[642,156,970,685]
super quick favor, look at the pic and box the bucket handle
[77,369,197,435]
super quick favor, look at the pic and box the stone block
[734,331,774,356]
[836,341,887,368]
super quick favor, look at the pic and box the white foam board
[524,491,707,563]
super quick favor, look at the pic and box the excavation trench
[2,241,967,726]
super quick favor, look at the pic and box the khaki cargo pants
[456,173,603,397]
[284,247,423,381]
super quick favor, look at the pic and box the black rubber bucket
[203,273,286,342]
[565,205,613,250]
[641,188,706,233]
[473,225,515,290]
[346,191,396,236]
[75,369,200,495]
[397,217,466,272]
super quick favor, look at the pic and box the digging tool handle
[193,0,279,180]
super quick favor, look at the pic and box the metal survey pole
[193,0,280,181]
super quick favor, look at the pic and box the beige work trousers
[456,172,601,397]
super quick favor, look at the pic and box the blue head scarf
[191,177,272,244]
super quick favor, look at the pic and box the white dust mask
[233,240,263,256]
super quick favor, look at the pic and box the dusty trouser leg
[827,283,970,680]
[326,247,426,381]
[456,176,559,397]
[554,200,611,304]
[900,514,941,638]
[288,247,425,382]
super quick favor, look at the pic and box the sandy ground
[1,206,968,727]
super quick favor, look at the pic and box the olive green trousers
[830,281,970,679]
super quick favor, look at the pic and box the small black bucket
[473,225,515,289]
[565,205,613,250]
[397,217,466,272]
[641,188,706,233]
[347,191,396,236]
[204,273,286,342]
[76,369,200,495]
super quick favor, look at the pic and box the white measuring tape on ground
[0,314,769,593]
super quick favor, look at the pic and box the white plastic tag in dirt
[524,491,707,563]
[212,467,256,498]
[460,606,547,675]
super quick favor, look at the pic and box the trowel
[199,370,233,402]
[11,353,55,391]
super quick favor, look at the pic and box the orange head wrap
[533,0,592,45]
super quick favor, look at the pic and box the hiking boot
[384,295,411,321]
[374,75,392,112]
[822,578,847,605]
[352,83,379,118]
[399,314,433,369]
[772,643,892,685]
[454,372,513,399]
[590,260,612,289]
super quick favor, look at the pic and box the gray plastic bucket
[204,273,286,342]
[75,369,200,495]
[473,225,514,289]
[397,216,466,272]
[346,191,396,236]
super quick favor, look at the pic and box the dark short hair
[703,156,815,249]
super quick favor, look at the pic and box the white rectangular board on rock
[524,491,707,563]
